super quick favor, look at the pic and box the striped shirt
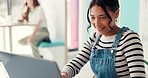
[61,29,145,78]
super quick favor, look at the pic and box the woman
[61,0,145,78]
[18,0,50,58]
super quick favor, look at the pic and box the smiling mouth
[98,27,105,31]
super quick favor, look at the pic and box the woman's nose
[94,19,101,28]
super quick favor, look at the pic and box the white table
[0,23,36,52]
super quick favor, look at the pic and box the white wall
[78,0,88,50]
[139,0,148,74]
[39,0,66,42]
[38,0,67,69]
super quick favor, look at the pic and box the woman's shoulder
[121,27,140,40]
[35,6,44,11]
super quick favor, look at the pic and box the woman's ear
[114,9,119,18]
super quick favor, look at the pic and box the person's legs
[30,41,41,57]
[18,36,29,45]
[30,28,49,58]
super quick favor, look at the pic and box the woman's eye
[100,16,107,20]
[100,17,107,19]
[90,17,95,20]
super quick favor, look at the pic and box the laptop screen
[0,51,61,78]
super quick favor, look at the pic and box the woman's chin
[97,31,103,35]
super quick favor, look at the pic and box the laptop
[0,51,61,78]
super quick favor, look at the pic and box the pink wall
[70,0,78,49]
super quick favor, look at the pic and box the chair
[38,41,65,69]
[0,51,61,78]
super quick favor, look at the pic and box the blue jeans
[90,27,128,78]
[90,49,118,78]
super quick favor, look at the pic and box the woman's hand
[27,35,34,44]
[61,72,68,78]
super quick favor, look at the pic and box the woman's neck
[30,7,35,10]
[104,25,120,36]
[29,6,36,10]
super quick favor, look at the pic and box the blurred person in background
[18,0,51,58]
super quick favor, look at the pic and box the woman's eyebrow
[90,14,94,16]
[90,13,106,16]
[98,13,106,16]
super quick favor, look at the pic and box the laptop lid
[0,51,61,78]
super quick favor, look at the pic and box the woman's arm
[27,20,41,43]
[123,32,145,78]
[61,32,97,78]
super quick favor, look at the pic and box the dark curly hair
[87,0,119,31]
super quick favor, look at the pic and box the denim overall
[90,27,128,78]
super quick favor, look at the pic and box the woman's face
[27,0,34,8]
[90,5,119,36]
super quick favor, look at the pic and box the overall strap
[112,27,129,49]
[92,34,101,49]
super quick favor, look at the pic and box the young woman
[61,0,145,78]
[18,0,50,58]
